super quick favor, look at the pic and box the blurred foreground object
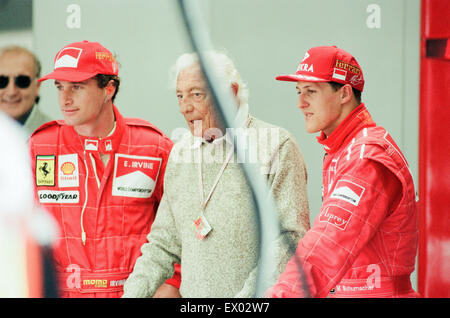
[0,110,58,297]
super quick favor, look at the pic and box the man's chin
[62,117,77,127]
[0,104,25,119]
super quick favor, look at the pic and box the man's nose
[297,94,309,109]
[180,99,194,114]
[60,89,73,106]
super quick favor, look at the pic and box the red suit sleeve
[267,152,402,298]
[164,263,181,288]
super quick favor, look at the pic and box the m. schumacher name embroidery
[319,205,352,231]
[112,154,162,198]
[330,179,365,206]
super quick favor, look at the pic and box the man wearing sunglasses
[29,40,180,297]
[0,46,52,136]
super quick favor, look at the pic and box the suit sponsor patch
[330,179,365,206]
[54,47,82,69]
[38,190,79,203]
[58,154,79,187]
[36,155,55,186]
[332,68,347,81]
[319,205,352,231]
[112,154,162,198]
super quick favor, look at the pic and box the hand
[153,283,181,298]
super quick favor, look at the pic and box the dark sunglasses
[0,75,33,89]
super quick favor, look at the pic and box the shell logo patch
[58,154,79,188]
[61,162,75,175]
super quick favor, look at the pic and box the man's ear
[341,84,353,104]
[35,80,41,94]
[105,81,116,100]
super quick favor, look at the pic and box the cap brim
[275,74,329,82]
[38,69,97,83]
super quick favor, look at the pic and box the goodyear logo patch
[36,155,55,186]
[37,190,79,204]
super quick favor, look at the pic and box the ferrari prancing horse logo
[36,155,55,186]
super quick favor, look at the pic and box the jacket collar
[75,105,124,154]
[317,103,376,154]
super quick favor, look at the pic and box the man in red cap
[266,46,419,298]
[29,40,180,297]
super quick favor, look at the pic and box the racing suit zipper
[81,150,89,245]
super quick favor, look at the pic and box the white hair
[170,50,249,106]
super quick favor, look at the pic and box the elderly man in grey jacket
[123,51,310,298]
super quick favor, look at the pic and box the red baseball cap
[38,40,119,83]
[276,46,365,92]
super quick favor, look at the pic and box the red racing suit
[267,104,419,298]
[29,106,180,297]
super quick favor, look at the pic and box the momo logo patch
[112,154,162,198]
[36,155,55,186]
[330,179,365,206]
[319,205,352,231]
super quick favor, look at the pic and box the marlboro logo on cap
[38,40,119,83]
[276,46,365,92]
[54,47,83,69]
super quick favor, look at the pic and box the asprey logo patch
[319,205,352,231]
[54,47,82,69]
[330,179,365,206]
[112,154,162,198]
[58,154,79,187]
[36,155,55,186]
[38,190,79,204]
